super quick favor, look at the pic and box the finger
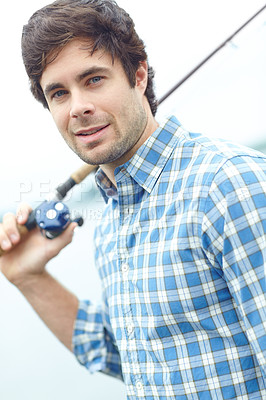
[16,203,33,225]
[56,222,78,246]
[45,222,78,260]
[2,212,21,245]
[0,224,12,251]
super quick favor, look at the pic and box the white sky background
[0,1,265,399]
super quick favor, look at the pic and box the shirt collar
[95,168,118,203]
[95,115,182,202]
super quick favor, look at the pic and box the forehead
[40,39,117,86]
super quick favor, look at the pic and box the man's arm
[0,203,78,351]
[0,203,123,379]
[16,271,79,351]
[203,155,266,377]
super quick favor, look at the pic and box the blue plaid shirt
[73,116,266,399]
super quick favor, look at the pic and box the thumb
[46,222,78,258]
[57,222,78,246]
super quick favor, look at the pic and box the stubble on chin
[66,101,148,167]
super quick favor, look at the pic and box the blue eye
[89,76,102,84]
[53,90,67,99]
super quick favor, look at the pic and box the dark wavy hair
[21,0,157,115]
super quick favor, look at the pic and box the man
[0,0,265,399]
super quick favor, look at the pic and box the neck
[101,112,159,187]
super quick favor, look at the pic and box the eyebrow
[43,66,111,98]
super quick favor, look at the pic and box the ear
[135,61,148,93]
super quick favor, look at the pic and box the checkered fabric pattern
[72,116,266,399]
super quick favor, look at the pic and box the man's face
[40,39,152,169]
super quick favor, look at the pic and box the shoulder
[169,126,266,187]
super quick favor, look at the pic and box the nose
[70,92,96,118]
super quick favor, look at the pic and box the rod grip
[70,164,97,184]
[0,224,29,257]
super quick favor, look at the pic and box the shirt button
[121,263,129,273]
[136,381,143,391]
[127,323,134,334]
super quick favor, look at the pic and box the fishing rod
[0,163,96,257]
[158,3,266,105]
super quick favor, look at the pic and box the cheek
[105,83,135,113]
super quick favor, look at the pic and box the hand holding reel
[26,199,84,240]
[0,164,97,256]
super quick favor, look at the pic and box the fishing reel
[20,164,96,240]
[26,200,84,239]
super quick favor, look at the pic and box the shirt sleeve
[72,299,123,380]
[202,155,266,378]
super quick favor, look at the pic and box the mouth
[74,124,110,145]
[75,124,110,137]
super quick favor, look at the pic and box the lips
[75,124,109,136]
[74,124,110,145]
